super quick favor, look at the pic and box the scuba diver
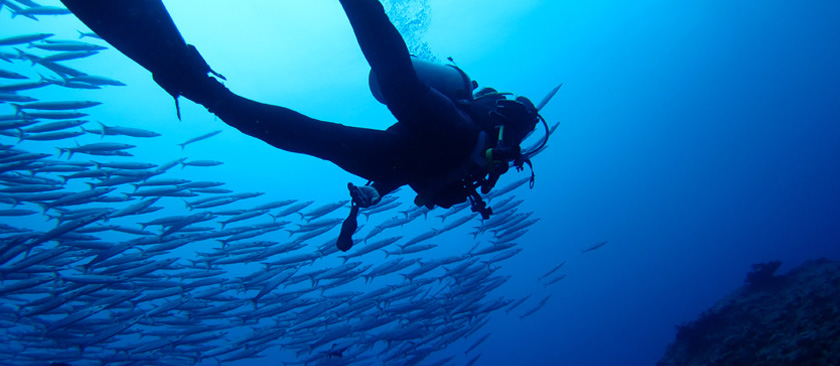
[60,0,558,251]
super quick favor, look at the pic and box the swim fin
[336,203,359,252]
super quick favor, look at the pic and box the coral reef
[658,258,840,366]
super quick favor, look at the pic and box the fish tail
[42,73,59,84]
[77,30,84,39]
[10,305,22,322]
[178,142,186,150]
[35,202,48,214]
[96,121,107,138]
[16,48,35,66]
[10,103,21,116]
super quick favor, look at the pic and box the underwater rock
[745,260,782,287]
[658,258,840,366]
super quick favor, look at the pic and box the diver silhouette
[60,0,556,251]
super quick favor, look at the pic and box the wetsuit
[61,0,480,209]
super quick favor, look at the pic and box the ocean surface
[1,1,839,365]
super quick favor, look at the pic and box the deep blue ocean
[2,1,839,365]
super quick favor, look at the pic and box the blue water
[2,1,839,365]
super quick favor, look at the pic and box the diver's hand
[348,183,380,208]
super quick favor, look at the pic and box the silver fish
[177,130,222,150]
[0,33,53,46]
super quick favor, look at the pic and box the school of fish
[0,2,583,365]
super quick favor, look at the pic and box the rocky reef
[658,258,840,365]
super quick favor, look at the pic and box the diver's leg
[61,0,186,73]
[193,80,410,186]
[338,0,476,141]
[338,0,425,121]
[61,0,218,102]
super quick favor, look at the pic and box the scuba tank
[369,57,475,105]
